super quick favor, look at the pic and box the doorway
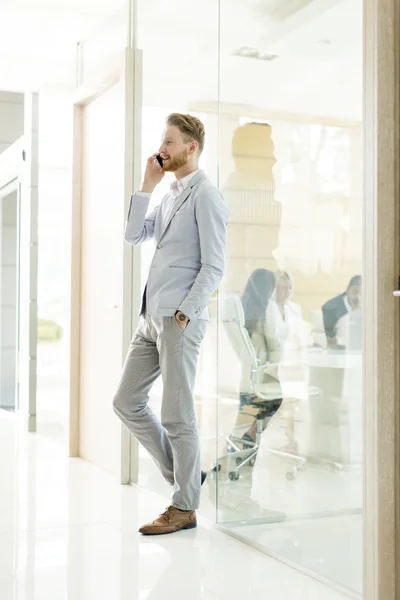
[0,93,39,431]
[70,48,142,482]
[0,189,19,411]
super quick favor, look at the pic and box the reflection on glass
[134,0,363,593]
[217,1,363,593]
[218,271,283,480]
[322,275,362,349]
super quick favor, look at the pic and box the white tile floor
[139,388,363,594]
[0,410,355,600]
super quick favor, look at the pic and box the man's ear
[189,140,199,156]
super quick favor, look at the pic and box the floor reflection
[0,410,350,600]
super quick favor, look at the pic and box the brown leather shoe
[139,506,197,535]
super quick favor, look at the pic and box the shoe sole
[139,521,197,535]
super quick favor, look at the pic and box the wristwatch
[175,310,189,324]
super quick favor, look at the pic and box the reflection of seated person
[265,270,305,452]
[265,270,304,364]
[238,269,282,444]
[321,275,362,348]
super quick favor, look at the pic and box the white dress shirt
[161,170,200,226]
[336,295,352,345]
[265,300,304,363]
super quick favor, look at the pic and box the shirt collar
[170,169,200,194]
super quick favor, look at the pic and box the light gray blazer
[125,170,229,321]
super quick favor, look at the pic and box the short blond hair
[166,113,205,154]
[275,270,294,286]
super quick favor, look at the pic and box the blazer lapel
[159,170,206,241]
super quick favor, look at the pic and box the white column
[19,92,39,432]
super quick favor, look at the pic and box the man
[113,113,229,535]
[321,275,362,346]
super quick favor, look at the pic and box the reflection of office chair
[215,295,283,481]
[217,296,322,481]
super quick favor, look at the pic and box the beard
[162,148,189,172]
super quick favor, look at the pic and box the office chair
[216,295,321,481]
[215,295,284,481]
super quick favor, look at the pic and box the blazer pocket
[169,265,198,271]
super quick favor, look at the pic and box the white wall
[0,92,24,155]
[37,93,73,401]
[78,82,125,476]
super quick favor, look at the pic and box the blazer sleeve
[322,305,337,338]
[124,193,159,245]
[178,186,229,321]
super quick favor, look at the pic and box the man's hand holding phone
[140,154,165,193]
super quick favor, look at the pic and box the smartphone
[156,154,163,168]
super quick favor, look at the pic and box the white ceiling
[138,0,362,120]
[0,0,362,120]
[0,0,123,91]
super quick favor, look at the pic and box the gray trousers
[113,314,207,510]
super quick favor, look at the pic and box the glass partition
[77,2,128,87]
[135,0,363,593]
[216,0,363,594]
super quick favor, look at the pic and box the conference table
[281,348,363,466]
